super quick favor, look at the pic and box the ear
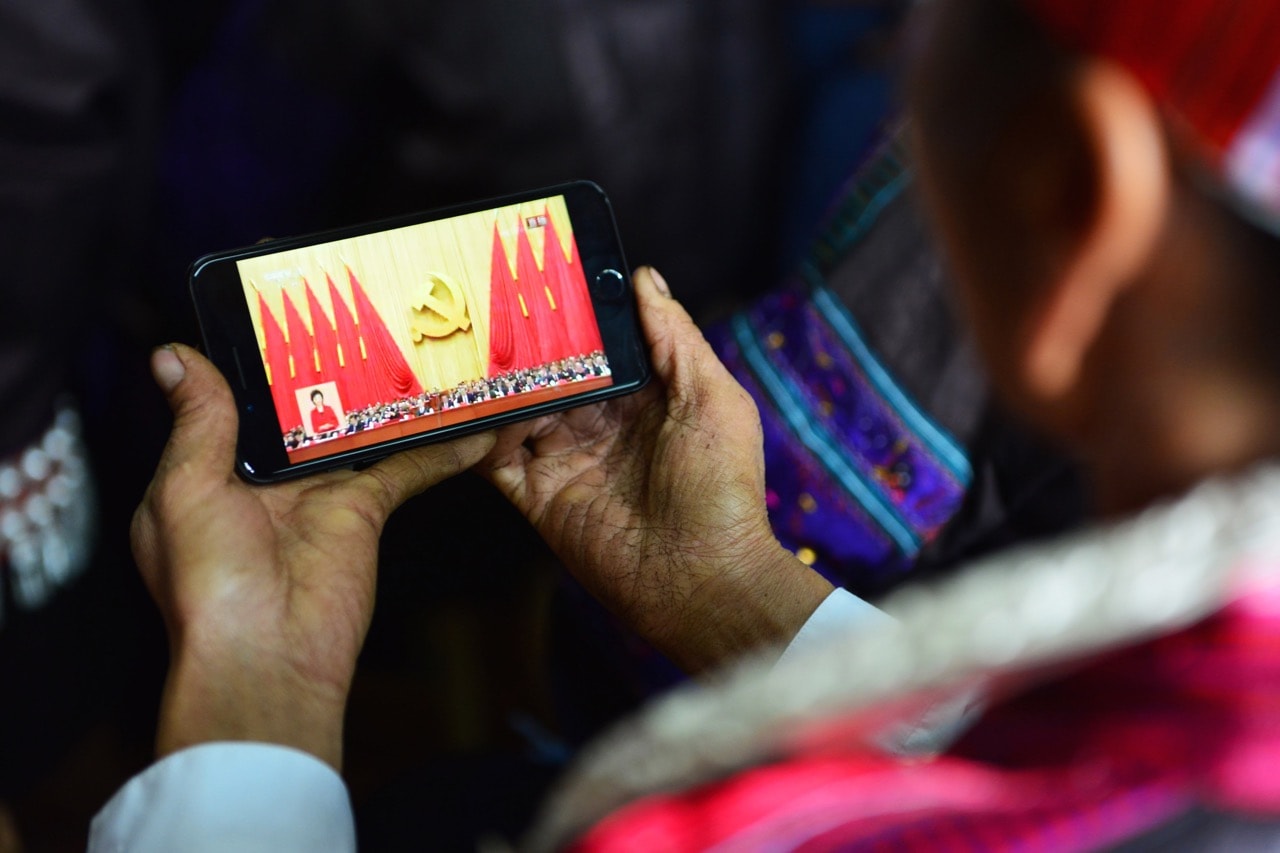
[1019,58,1171,401]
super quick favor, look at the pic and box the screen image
[236,194,612,463]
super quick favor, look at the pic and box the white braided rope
[524,464,1280,852]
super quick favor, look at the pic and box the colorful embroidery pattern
[706,145,970,594]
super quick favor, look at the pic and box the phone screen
[234,193,612,464]
[190,182,647,482]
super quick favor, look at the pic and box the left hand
[131,343,495,769]
[479,268,832,672]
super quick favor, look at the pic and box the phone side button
[231,347,250,388]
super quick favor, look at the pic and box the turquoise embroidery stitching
[731,312,921,555]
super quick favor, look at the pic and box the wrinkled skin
[480,267,831,673]
[131,343,494,768]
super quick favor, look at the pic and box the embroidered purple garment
[704,138,975,596]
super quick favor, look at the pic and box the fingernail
[648,267,671,298]
[152,345,186,393]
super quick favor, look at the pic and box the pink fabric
[573,567,1280,851]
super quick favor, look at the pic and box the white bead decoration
[0,467,20,501]
[0,405,95,626]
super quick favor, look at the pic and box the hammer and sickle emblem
[410,272,472,341]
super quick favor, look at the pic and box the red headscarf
[1025,0,1280,232]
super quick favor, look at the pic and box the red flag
[347,265,423,401]
[281,289,314,406]
[328,273,373,411]
[515,219,570,363]
[258,291,301,432]
[487,224,539,375]
[305,279,346,410]
[542,209,603,355]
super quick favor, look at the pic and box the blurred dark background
[0,1,904,849]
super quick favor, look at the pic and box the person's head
[310,389,324,408]
[905,0,1280,511]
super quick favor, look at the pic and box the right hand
[479,267,832,672]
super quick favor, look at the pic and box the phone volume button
[231,347,250,389]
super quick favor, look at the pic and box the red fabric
[542,209,604,355]
[1179,4,1280,150]
[487,212,603,376]
[304,279,343,403]
[514,218,571,364]
[1027,0,1280,156]
[347,265,422,401]
[257,290,300,432]
[281,289,314,403]
[573,572,1280,852]
[309,404,339,435]
[487,224,540,375]
[327,273,374,411]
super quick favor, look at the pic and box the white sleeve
[776,587,984,755]
[775,586,893,667]
[89,742,356,853]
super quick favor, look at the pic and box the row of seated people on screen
[281,350,612,449]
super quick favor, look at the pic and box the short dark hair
[311,389,324,403]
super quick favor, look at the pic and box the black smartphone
[189,180,650,483]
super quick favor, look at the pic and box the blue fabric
[774,2,899,274]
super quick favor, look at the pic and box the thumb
[151,343,240,481]
[633,266,743,413]
[633,266,706,383]
[351,431,498,520]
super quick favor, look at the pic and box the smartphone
[189,181,650,483]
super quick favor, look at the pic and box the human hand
[480,267,832,672]
[131,344,494,769]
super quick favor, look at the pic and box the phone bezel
[188,180,650,483]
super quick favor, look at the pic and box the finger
[473,413,576,508]
[479,410,574,472]
[151,343,241,481]
[633,266,725,383]
[474,421,536,485]
[353,430,497,518]
[634,266,696,379]
[485,419,540,466]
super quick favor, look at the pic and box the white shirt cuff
[777,586,893,667]
[778,587,984,756]
[89,742,356,853]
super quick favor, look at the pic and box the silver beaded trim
[526,463,1280,852]
[0,406,96,627]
